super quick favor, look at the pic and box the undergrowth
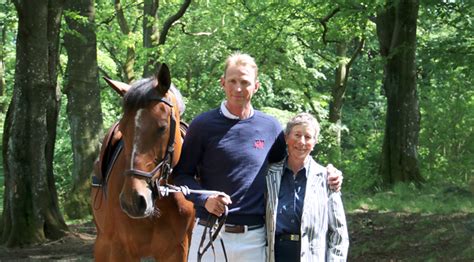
[343,181,473,214]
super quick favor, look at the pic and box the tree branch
[174,21,217,36]
[319,7,341,45]
[99,41,126,82]
[347,37,365,69]
[158,0,191,45]
[293,34,336,64]
[114,0,130,34]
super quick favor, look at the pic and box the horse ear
[155,63,171,95]
[103,77,131,97]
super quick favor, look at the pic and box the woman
[265,113,349,262]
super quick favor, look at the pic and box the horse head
[104,64,185,219]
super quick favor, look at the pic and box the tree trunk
[114,0,136,83]
[1,0,67,247]
[63,0,103,219]
[328,43,348,163]
[328,39,364,163]
[143,0,159,77]
[376,0,423,185]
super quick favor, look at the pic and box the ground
[0,212,472,261]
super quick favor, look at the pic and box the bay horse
[91,64,195,261]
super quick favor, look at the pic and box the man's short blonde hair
[224,52,258,79]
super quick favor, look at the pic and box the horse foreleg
[94,237,138,262]
[93,235,111,262]
[108,240,138,262]
[156,242,188,262]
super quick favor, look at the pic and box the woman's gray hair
[285,113,320,138]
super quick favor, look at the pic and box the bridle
[124,97,177,198]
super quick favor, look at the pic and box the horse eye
[157,125,167,135]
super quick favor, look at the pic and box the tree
[376,0,423,185]
[97,0,191,83]
[63,0,103,219]
[142,0,159,76]
[112,0,137,83]
[142,0,191,76]
[1,0,67,246]
[417,1,473,182]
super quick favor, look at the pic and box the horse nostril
[120,191,149,218]
[137,194,147,214]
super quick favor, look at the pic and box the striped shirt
[265,157,349,262]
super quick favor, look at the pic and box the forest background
[0,0,472,261]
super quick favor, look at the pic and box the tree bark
[328,43,348,163]
[376,0,423,185]
[63,0,103,219]
[142,0,159,77]
[1,0,67,247]
[328,39,364,163]
[114,0,136,83]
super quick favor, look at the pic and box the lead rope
[197,206,228,262]
[159,184,228,262]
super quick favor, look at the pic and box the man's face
[221,64,259,108]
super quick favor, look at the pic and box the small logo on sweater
[254,139,265,149]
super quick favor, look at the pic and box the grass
[344,181,473,214]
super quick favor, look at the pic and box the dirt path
[0,212,472,261]
[0,224,95,261]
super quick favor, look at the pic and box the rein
[197,207,228,262]
[159,184,229,262]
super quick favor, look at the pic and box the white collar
[220,100,254,120]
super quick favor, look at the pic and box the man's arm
[268,131,286,163]
[172,120,208,207]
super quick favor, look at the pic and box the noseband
[124,97,176,198]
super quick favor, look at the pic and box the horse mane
[170,84,185,116]
[123,77,185,115]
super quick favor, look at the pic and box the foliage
[417,1,474,185]
[53,95,74,201]
[0,0,472,218]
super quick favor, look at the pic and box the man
[173,52,343,262]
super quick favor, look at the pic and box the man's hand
[204,193,232,217]
[327,164,343,192]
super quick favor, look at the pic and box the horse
[91,64,195,261]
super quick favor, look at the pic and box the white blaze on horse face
[131,109,145,168]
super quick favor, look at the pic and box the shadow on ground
[0,212,473,261]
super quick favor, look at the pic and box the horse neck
[169,96,183,167]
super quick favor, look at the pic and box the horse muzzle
[119,189,155,218]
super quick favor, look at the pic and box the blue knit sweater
[173,108,286,225]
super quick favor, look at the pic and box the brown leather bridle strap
[197,207,229,262]
[124,97,177,198]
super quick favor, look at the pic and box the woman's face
[285,124,317,162]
